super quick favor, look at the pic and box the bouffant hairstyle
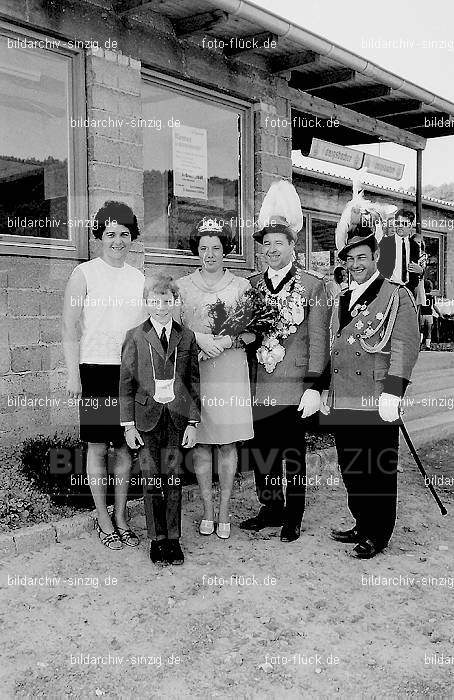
[92,201,140,240]
[188,217,236,256]
[333,266,346,284]
[143,274,179,301]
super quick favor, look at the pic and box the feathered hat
[254,180,303,243]
[336,171,398,260]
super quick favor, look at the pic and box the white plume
[257,180,303,233]
[335,171,399,251]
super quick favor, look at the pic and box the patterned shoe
[94,520,123,551]
[111,509,140,547]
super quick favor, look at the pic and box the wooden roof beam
[291,68,355,92]
[269,50,318,73]
[356,99,422,117]
[113,0,165,16]
[173,10,229,38]
[285,85,426,149]
[313,84,391,106]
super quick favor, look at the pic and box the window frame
[141,68,254,270]
[0,21,88,260]
[304,209,339,272]
[422,230,444,296]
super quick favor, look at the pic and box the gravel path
[1,443,454,698]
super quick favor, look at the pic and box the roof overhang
[110,0,454,150]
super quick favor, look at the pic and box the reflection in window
[142,80,242,255]
[423,234,441,291]
[0,35,70,239]
[310,217,338,280]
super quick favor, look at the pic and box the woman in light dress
[176,218,254,539]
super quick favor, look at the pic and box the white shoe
[199,519,215,536]
[216,522,231,539]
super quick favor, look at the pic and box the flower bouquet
[203,287,280,360]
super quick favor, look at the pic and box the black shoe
[330,526,361,543]
[150,539,168,565]
[350,537,379,559]
[166,539,184,565]
[239,510,283,531]
[280,523,301,542]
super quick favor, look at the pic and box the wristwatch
[187,420,199,428]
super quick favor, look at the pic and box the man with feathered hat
[240,180,330,542]
[321,189,420,559]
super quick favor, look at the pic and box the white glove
[378,393,401,422]
[297,389,321,418]
[319,389,330,415]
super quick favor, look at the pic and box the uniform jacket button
[336,333,341,338]
[334,351,339,355]
[356,370,361,375]
[356,351,361,356]
[333,369,339,373]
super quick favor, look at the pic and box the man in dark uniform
[240,205,330,543]
[322,221,420,559]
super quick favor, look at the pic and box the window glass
[423,234,441,291]
[310,217,339,281]
[0,35,70,239]
[142,80,242,255]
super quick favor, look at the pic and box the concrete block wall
[253,98,293,271]
[85,47,145,270]
[0,256,78,445]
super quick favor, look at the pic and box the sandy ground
[1,441,454,699]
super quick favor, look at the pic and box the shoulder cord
[359,290,400,353]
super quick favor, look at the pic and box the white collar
[149,317,173,339]
[349,270,380,309]
[267,261,293,283]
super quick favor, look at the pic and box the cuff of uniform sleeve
[303,373,323,393]
[120,421,135,427]
[383,375,410,398]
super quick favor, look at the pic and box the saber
[399,419,447,517]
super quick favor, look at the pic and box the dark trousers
[139,408,183,540]
[250,405,306,525]
[332,410,399,549]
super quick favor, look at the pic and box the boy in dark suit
[120,274,200,565]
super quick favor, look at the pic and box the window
[300,212,340,281]
[0,26,87,258]
[423,233,443,293]
[141,72,252,266]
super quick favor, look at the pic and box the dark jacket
[378,234,422,295]
[119,319,201,432]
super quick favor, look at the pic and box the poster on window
[310,250,331,276]
[172,125,208,200]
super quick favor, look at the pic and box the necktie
[160,327,168,353]
[401,238,408,283]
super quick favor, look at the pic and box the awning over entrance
[111,0,454,151]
